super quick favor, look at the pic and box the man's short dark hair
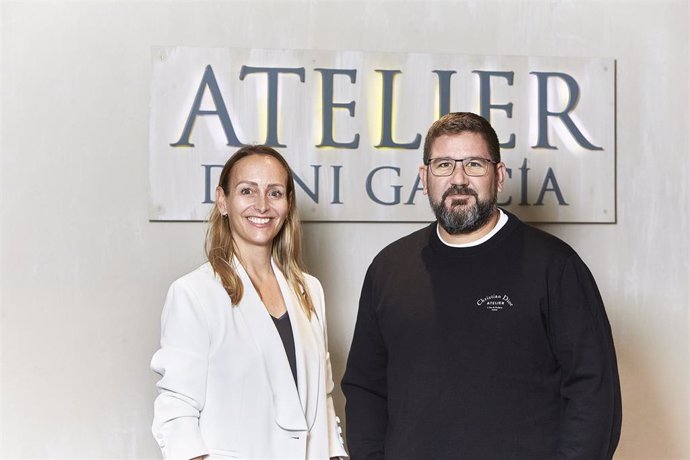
[423,112,501,163]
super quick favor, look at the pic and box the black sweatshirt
[342,212,621,460]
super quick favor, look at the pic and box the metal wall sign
[149,47,615,222]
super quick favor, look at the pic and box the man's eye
[437,161,452,168]
[240,188,253,195]
[466,160,483,168]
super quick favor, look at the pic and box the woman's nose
[254,194,269,212]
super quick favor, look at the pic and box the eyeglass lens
[430,158,490,176]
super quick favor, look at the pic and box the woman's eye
[269,190,284,198]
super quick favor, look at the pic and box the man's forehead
[431,132,490,154]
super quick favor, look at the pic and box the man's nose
[449,162,470,185]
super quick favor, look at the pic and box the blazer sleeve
[311,277,349,458]
[151,278,211,460]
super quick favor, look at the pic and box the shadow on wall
[614,309,685,460]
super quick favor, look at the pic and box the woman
[151,145,347,460]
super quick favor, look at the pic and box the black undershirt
[271,312,298,388]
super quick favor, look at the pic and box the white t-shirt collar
[436,208,508,248]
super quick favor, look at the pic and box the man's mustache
[442,185,477,202]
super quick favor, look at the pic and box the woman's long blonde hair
[205,145,315,318]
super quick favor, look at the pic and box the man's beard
[429,184,497,234]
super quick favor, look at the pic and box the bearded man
[342,112,622,460]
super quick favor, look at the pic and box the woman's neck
[237,246,274,282]
[236,245,287,318]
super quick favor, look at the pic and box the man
[342,112,622,459]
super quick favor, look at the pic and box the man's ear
[418,165,429,195]
[495,162,506,193]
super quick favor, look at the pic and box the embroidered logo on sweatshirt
[476,294,513,312]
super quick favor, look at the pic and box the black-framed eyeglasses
[425,157,498,177]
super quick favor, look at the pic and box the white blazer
[151,259,348,460]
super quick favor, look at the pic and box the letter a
[171,65,242,147]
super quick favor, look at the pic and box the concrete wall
[1,1,688,458]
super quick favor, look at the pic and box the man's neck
[437,208,500,245]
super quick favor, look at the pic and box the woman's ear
[215,186,228,216]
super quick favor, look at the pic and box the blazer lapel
[233,258,308,431]
[272,259,321,430]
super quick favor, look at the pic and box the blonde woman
[152,145,347,459]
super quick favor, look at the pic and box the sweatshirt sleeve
[151,279,210,460]
[548,254,622,459]
[341,265,389,460]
